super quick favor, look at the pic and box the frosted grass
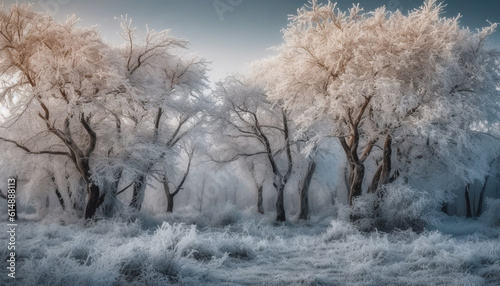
[1,205,499,285]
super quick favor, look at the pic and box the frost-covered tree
[118,17,209,212]
[0,4,133,219]
[210,77,330,221]
[210,77,294,221]
[256,0,500,216]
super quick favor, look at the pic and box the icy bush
[349,194,377,231]
[348,183,441,232]
[377,183,440,231]
[480,198,500,227]
[322,220,360,242]
[193,203,243,229]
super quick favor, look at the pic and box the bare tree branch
[80,113,97,157]
[171,147,194,197]
[116,181,134,196]
[0,136,71,157]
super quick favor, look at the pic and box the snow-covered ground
[1,204,500,286]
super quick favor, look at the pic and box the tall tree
[256,0,500,217]
[0,4,133,219]
[118,17,209,211]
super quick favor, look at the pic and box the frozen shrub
[376,183,440,231]
[350,194,377,231]
[194,204,242,228]
[119,250,148,281]
[63,245,91,266]
[346,183,441,232]
[479,198,500,227]
[218,238,255,260]
[323,220,359,242]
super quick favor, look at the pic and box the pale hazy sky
[5,0,500,82]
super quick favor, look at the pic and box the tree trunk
[257,185,264,214]
[368,165,382,194]
[379,134,392,188]
[476,176,489,217]
[275,183,286,222]
[465,184,472,218]
[166,192,174,213]
[339,137,364,207]
[130,175,146,210]
[163,180,174,213]
[441,203,448,214]
[54,187,66,211]
[343,165,351,199]
[162,152,191,214]
[298,160,316,220]
[348,163,364,206]
[51,177,66,211]
[85,182,100,220]
[129,108,164,211]
[368,134,393,196]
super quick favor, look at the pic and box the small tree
[210,77,293,221]
[161,144,194,213]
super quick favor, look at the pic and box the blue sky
[6,0,500,82]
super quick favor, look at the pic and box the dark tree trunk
[257,185,264,214]
[368,165,382,195]
[262,109,292,222]
[54,187,66,211]
[52,177,66,211]
[379,134,392,187]
[275,183,286,222]
[107,178,120,216]
[166,193,174,213]
[163,152,192,213]
[441,203,448,214]
[298,160,316,220]
[348,163,365,206]
[85,182,100,220]
[130,175,146,210]
[465,184,472,218]
[368,134,393,197]
[164,180,174,213]
[476,176,489,217]
[348,163,364,223]
[339,137,364,208]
